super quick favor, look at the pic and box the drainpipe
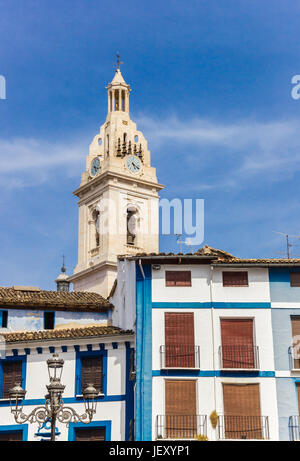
[138,259,145,440]
[138,259,145,280]
[209,265,217,410]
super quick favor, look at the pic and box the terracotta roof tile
[0,287,112,312]
[2,325,134,343]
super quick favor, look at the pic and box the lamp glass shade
[82,383,98,413]
[9,383,26,412]
[47,353,64,381]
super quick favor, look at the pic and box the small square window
[290,273,300,287]
[165,271,191,287]
[222,271,249,287]
[44,312,55,330]
[1,311,8,328]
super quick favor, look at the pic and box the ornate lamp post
[9,353,99,441]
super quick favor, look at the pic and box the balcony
[218,415,269,440]
[219,345,260,370]
[288,346,300,371]
[289,416,300,441]
[156,414,207,440]
[160,345,200,369]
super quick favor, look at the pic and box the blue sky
[0,0,300,289]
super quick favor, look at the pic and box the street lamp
[9,353,99,441]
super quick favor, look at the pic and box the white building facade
[111,247,281,441]
[0,287,134,441]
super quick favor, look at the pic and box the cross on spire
[115,52,124,70]
[61,254,66,273]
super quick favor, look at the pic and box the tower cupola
[55,257,70,292]
[106,60,131,115]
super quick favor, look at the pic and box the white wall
[152,265,271,304]
[0,338,132,441]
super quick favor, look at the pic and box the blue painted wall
[271,308,297,371]
[3,309,108,331]
[269,268,300,303]
[275,378,299,441]
[135,263,152,441]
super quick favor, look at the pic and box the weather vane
[115,52,124,70]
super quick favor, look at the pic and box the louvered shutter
[165,313,195,367]
[291,317,300,369]
[165,379,196,438]
[81,357,103,394]
[75,428,106,441]
[222,271,248,287]
[165,271,191,287]
[2,361,22,399]
[0,431,22,441]
[297,383,300,416]
[290,273,300,287]
[223,383,262,439]
[221,319,255,368]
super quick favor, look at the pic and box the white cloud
[0,136,87,188]
[137,115,300,188]
[1,115,300,190]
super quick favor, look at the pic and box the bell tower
[69,64,164,297]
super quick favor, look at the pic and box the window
[220,319,257,369]
[222,271,248,287]
[75,427,106,441]
[127,209,138,246]
[0,431,23,441]
[44,312,55,330]
[222,383,263,439]
[164,379,197,439]
[1,311,8,328]
[164,313,196,368]
[81,356,103,395]
[291,316,300,369]
[165,271,191,287]
[290,273,300,287]
[1,361,22,399]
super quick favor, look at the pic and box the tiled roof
[213,258,300,265]
[0,287,112,312]
[2,325,134,343]
[119,244,300,266]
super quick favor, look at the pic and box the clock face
[126,155,141,174]
[90,157,100,177]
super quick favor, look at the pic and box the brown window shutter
[223,383,262,439]
[0,431,23,441]
[165,313,195,367]
[291,316,300,369]
[222,271,248,287]
[290,273,300,287]
[297,383,300,416]
[81,357,103,394]
[221,319,255,368]
[165,380,197,438]
[165,271,191,287]
[2,361,22,399]
[75,428,106,441]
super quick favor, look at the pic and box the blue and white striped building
[112,245,300,441]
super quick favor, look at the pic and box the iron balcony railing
[289,416,300,441]
[288,346,300,370]
[160,345,200,369]
[218,415,269,440]
[156,414,207,440]
[219,345,260,370]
